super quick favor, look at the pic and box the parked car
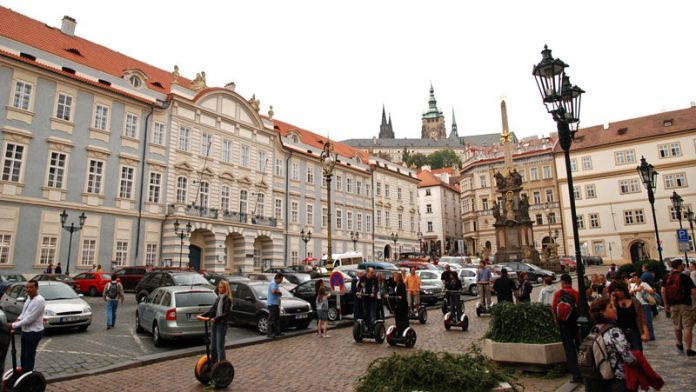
[396,261,439,271]
[357,262,400,275]
[259,269,311,285]
[559,257,577,272]
[458,267,479,295]
[112,266,156,292]
[73,272,112,296]
[0,274,26,295]
[415,270,445,305]
[290,277,354,321]
[135,286,217,347]
[228,280,312,334]
[200,271,227,287]
[663,256,696,271]
[32,273,80,292]
[246,273,298,291]
[582,255,604,266]
[263,267,296,274]
[499,262,556,283]
[135,271,214,303]
[440,256,472,266]
[1,281,91,331]
[491,264,518,283]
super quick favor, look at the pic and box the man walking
[551,274,582,384]
[267,273,283,338]
[492,268,515,303]
[103,277,125,329]
[10,280,45,373]
[661,259,696,356]
[476,260,493,310]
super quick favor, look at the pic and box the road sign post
[677,229,691,254]
[330,271,345,320]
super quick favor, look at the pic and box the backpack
[107,282,119,300]
[664,272,685,304]
[555,289,577,322]
[578,324,614,380]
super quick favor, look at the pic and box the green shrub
[484,302,560,344]
[616,259,667,281]
[355,348,515,392]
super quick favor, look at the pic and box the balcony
[250,214,278,227]
[184,205,219,219]
[167,204,278,227]
[222,210,248,224]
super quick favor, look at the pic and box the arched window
[240,190,248,213]
[176,177,188,203]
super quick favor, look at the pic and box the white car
[416,270,445,305]
[458,267,479,296]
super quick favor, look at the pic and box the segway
[407,302,427,324]
[1,329,46,392]
[476,284,492,317]
[443,290,469,331]
[352,292,385,343]
[384,294,417,347]
[194,321,234,389]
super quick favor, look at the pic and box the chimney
[690,101,696,108]
[61,16,77,36]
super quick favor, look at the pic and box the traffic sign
[679,242,691,252]
[330,271,344,290]
[677,229,689,242]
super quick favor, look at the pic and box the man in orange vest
[405,267,421,311]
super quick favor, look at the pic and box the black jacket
[201,295,232,325]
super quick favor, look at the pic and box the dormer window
[663,119,673,127]
[122,69,148,89]
[354,156,361,164]
[291,134,299,143]
[129,75,142,88]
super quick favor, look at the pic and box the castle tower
[421,84,446,140]
[379,105,395,139]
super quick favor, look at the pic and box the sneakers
[323,334,331,338]
[677,344,684,352]
[687,350,696,357]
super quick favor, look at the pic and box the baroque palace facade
[0,8,419,274]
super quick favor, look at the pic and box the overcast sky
[4,1,696,141]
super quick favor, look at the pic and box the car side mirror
[16,297,25,302]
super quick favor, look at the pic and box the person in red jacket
[551,274,582,384]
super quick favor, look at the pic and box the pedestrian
[376,272,386,320]
[608,280,649,351]
[607,263,618,281]
[316,285,330,337]
[689,261,696,286]
[585,296,637,392]
[196,280,232,364]
[266,273,283,338]
[10,280,45,373]
[310,266,322,279]
[405,267,421,312]
[476,260,493,310]
[96,264,103,272]
[537,276,556,305]
[103,276,125,329]
[587,274,605,302]
[46,263,53,274]
[629,273,656,341]
[391,271,409,336]
[492,268,515,303]
[639,264,656,289]
[515,272,533,303]
[660,258,696,356]
[551,273,582,384]
[90,263,97,272]
[352,270,364,320]
[54,262,62,274]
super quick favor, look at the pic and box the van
[440,256,471,266]
[322,251,364,271]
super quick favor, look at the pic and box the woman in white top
[629,273,656,341]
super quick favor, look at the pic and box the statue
[248,94,260,112]
[268,105,274,119]
[171,65,180,83]
[518,194,530,221]
[191,71,208,91]
[505,191,515,221]
[494,172,506,190]
[510,169,523,187]
[492,203,502,224]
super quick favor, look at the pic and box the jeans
[376,298,385,320]
[449,292,461,320]
[106,299,119,327]
[559,322,581,381]
[642,303,655,340]
[211,323,226,363]
[353,296,363,320]
[20,330,43,372]
[267,304,281,337]
[363,300,376,330]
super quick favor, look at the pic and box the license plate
[60,316,79,322]
[295,313,308,319]
[187,313,199,320]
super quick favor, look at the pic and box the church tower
[379,105,395,139]
[421,84,446,140]
[448,108,459,140]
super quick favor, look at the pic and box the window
[366,215,372,232]
[176,177,188,203]
[357,213,363,231]
[274,199,282,220]
[624,209,645,225]
[129,75,142,88]
[39,236,57,265]
[146,244,158,266]
[376,210,381,227]
[664,173,687,189]
[198,181,209,208]
[410,214,415,232]
[530,167,539,180]
[80,239,96,266]
[178,126,190,151]
[426,204,433,213]
[124,113,138,138]
[291,251,298,265]
[306,204,314,226]
[306,165,314,184]
[94,104,109,130]
[0,234,11,264]
[658,142,681,158]
[619,178,641,194]
[533,191,541,204]
[119,166,135,198]
[356,181,362,195]
[384,184,390,197]
[481,198,489,210]
[239,190,248,213]
[585,184,596,198]
[589,213,600,228]
[222,139,232,163]
[398,213,403,229]
[582,156,593,170]
[545,189,554,202]
[47,152,67,188]
[593,241,605,257]
[240,145,249,167]
[12,80,32,110]
[221,186,230,211]
[576,215,585,229]
[55,93,73,121]
[275,159,283,176]
[336,175,343,191]
[519,170,526,182]
[291,201,298,223]
[366,184,371,197]
[347,211,353,230]
[336,210,342,229]
[385,211,390,227]
[256,193,264,216]
[291,161,299,180]
[535,214,543,225]
[410,191,414,203]
[670,143,681,156]
[322,207,328,227]
[115,241,128,266]
[614,149,636,165]
[542,166,552,179]
[573,186,582,199]
[148,172,162,203]
[570,159,577,172]
[480,175,488,188]
[376,181,381,195]
[549,212,556,224]
[200,133,212,155]
[258,151,267,171]
[427,221,433,232]
[346,178,353,193]
[397,187,402,201]
[2,143,24,182]
[152,122,165,145]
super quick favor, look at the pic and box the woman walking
[609,280,649,351]
[197,280,232,364]
[316,285,330,337]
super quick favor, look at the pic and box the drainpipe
[157,99,175,266]
[283,144,293,262]
[371,165,376,260]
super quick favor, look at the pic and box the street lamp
[350,231,359,251]
[59,210,86,275]
[300,228,312,261]
[637,156,664,263]
[391,232,399,261]
[533,45,590,333]
[544,201,555,249]
[686,208,696,256]
[320,139,338,264]
[417,231,423,257]
[670,191,688,262]
[173,219,192,268]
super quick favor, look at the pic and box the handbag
[645,292,657,306]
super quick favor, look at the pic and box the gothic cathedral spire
[379,105,395,139]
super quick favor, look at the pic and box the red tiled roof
[553,106,696,153]
[272,118,369,164]
[0,7,191,93]
[431,167,454,175]
[417,170,459,192]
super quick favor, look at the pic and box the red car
[559,257,577,272]
[396,261,438,271]
[72,272,112,296]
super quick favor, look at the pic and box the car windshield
[524,263,541,270]
[41,284,79,300]
[175,291,217,307]
[294,274,311,283]
[419,271,438,280]
[173,273,211,286]
[252,284,293,300]
[5,275,26,282]
[101,274,112,280]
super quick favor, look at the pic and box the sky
[3,1,696,141]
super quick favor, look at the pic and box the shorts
[317,308,328,321]
[671,304,696,330]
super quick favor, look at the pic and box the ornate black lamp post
[60,210,86,275]
[350,231,359,251]
[686,208,696,255]
[391,232,399,261]
[670,191,689,262]
[533,45,590,332]
[300,228,312,260]
[417,231,423,257]
[637,156,664,263]
[173,220,192,268]
[320,140,338,264]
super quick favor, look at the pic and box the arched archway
[383,244,392,261]
[254,235,273,271]
[225,232,245,274]
[629,240,647,264]
[189,228,215,270]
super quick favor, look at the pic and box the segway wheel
[443,313,451,330]
[352,322,363,342]
[461,314,469,331]
[441,301,447,315]
[210,360,235,389]
[405,329,417,348]
[418,308,427,324]
[195,355,211,384]
[475,305,482,317]
[374,323,386,344]
[13,371,46,392]
[386,326,396,346]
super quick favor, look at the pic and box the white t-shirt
[629,282,653,306]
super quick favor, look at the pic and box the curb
[556,381,583,392]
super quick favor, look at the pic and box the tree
[401,148,411,165]
[428,149,461,169]
[407,153,429,169]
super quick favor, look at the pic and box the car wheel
[135,311,144,333]
[88,286,98,297]
[537,276,543,284]
[256,314,269,335]
[136,291,149,303]
[469,284,478,296]
[327,305,339,322]
[153,322,165,347]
